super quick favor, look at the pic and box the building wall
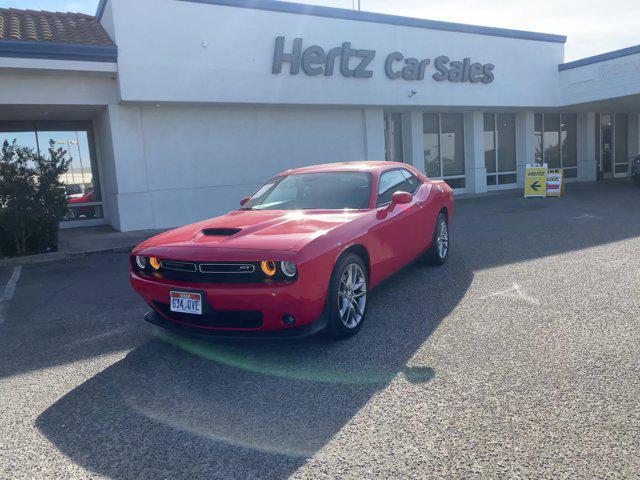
[0,71,117,106]
[560,52,640,106]
[107,104,382,231]
[109,0,564,108]
[93,107,120,229]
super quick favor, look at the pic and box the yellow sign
[546,169,564,197]
[524,166,548,197]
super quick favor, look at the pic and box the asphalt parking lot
[1,180,639,479]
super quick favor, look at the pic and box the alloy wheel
[436,218,449,260]
[338,263,367,329]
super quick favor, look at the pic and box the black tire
[425,212,449,265]
[325,253,369,339]
[634,176,640,187]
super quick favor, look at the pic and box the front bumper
[144,310,328,339]
[130,271,328,335]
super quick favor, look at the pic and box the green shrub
[0,140,70,257]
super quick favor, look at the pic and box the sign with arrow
[524,165,548,197]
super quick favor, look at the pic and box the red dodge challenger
[130,162,454,339]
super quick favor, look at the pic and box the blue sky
[1,0,639,61]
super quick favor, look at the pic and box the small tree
[0,140,70,257]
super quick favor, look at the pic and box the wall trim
[96,0,109,21]
[559,44,640,71]
[178,0,567,44]
[0,40,117,63]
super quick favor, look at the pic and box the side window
[400,169,421,193]
[377,169,417,206]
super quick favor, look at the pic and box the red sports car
[130,162,454,339]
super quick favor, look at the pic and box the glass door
[614,114,629,177]
[600,114,614,179]
[597,114,629,179]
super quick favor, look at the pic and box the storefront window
[423,113,440,178]
[0,123,102,222]
[534,113,578,178]
[534,114,543,164]
[441,114,465,178]
[423,113,465,189]
[543,114,561,168]
[485,113,517,186]
[561,115,578,171]
[484,114,496,177]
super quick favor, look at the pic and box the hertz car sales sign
[524,166,548,198]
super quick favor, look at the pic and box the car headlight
[261,261,277,277]
[150,257,162,270]
[281,261,297,278]
[135,255,147,269]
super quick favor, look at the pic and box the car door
[371,168,425,278]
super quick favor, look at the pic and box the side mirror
[240,196,251,206]
[391,191,412,205]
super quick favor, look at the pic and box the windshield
[242,172,372,211]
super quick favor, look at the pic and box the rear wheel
[425,212,449,265]
[325,253,368,339]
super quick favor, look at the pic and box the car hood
[135,209,368,257]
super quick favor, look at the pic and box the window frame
[484,113,518,190]
[376,167,421,207]
[0,120,106,228]
[422,112,466,191]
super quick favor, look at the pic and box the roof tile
[0,8,114,47]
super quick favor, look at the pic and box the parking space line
[0,266,22,325]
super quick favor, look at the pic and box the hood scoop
[201,228,242,236]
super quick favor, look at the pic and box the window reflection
[534,113,578,178]
[423,113,465,189]
[543,114,561,168]
[441,114,465,177]
[534,113,543,164]
[0,124,102,222]
[484,113,496,174]
[485,113,517,187]
[384,113,404,163]
[423,113,440,178]
[614,114,628,169]
[561,115,578,168]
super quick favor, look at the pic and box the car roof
[278,161,404,176]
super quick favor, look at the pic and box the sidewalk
[0,226,165,267]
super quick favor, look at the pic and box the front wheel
[425,212,449,265]
[325,253,369,339]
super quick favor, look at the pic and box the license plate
[170,291,202,315]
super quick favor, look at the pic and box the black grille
[132,258,295,284]
[199,263,255,274]
[162,260,197,272]
[154,302,263,329]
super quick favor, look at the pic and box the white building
[0,0,639,231]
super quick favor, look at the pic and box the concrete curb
[0,245,135,267]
